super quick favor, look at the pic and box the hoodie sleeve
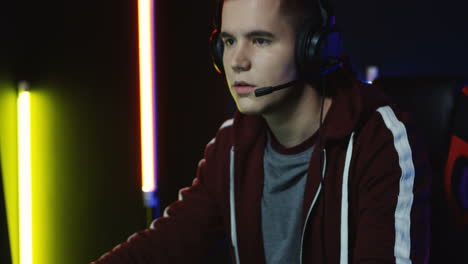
[91,135,228,264]
[352,106,431,264]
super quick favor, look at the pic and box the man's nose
[230,43,251,73]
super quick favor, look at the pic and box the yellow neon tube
[138,0,156,195]
[18,81,32,264]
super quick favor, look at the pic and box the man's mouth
[233,81,257,95]
[233,81,255,87]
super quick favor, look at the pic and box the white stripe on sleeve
[340,132,355,264]
[377,106,415,264]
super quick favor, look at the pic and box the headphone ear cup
[295,21,342,79]
[210,29,225,74]
[295,21,324,79]
[320,29,343,71]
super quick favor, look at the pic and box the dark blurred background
[0,0,467,263]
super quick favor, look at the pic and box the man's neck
[263,84,333,149]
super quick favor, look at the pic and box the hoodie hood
[231,66,392,148]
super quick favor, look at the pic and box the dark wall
[1,0,231,263]
[154,1,232,213]
[2,1,145,263]
[336,0,468,78]
[8,1,147,263]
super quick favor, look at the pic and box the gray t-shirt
[262,134,315,263]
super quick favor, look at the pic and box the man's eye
[223,39,235,46]
[253,38,271,46]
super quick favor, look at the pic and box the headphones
[209,0,343,80]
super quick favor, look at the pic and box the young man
[93,0,431,263]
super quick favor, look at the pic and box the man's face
[221,0,299,115]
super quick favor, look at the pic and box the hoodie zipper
[299,149,327,264]
[229,146,241,264]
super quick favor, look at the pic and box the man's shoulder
[357,103,412,141]
[353,102,426,167]
[203,117,235,156]
[213,111,266,146]
[219,118,234,130]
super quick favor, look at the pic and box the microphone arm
[254,80,299,97]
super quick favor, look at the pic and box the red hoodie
[92,69,431,264]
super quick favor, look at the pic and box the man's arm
[91,138,227,264]
[353,108,431,264]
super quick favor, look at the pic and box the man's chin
[234,94,281,116]
[235,98,261,115]
[236,103,265,115]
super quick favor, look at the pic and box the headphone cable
[319,76,328,264]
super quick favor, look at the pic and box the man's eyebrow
[220,30,275,39]
[245,30,275,39]
[220,32,234,39]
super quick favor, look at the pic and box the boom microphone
[254,80,299,97]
